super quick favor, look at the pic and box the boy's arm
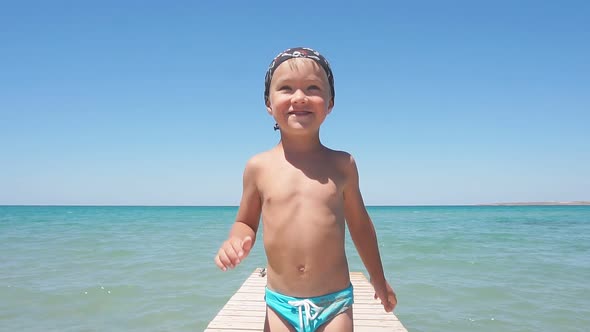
[215,158,262,271]
[343,154,397,312]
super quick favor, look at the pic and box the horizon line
[1,201,589,207]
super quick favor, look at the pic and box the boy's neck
[278,133,324,154]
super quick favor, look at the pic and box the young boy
[214,47,396,332]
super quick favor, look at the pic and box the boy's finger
[385,296,396,312]
[389,294,397,305]
[241,236,253,256]
[228,241,243,264]
[389,301,396,311]
[214,255,227,271]
[384,302,394,312]
[217,250,233,269]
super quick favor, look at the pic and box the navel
[297,264,306,273]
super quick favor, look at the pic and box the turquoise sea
[1,205,589,331]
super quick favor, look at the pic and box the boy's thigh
[265,306,296,332]
[317,307,353,332]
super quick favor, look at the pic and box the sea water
[1,205,588,331]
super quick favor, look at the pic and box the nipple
[297,265,306,273]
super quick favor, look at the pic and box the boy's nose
[291,89,308,103]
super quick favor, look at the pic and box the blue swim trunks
[265,284,354,332]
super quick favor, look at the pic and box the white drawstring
[287,299,322,330]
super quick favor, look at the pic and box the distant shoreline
[1,202,590,207]
[477,201,590,206]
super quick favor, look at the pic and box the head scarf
[264,47,334,105]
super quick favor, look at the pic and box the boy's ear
[327,99,334,114]
[266,101,273,115]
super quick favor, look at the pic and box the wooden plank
[205,268,408,332]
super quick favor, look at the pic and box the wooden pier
[205,268,408,331]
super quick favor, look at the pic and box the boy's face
[266,58,334,134]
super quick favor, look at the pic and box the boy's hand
[214,236,253,271]
[372,279,397,312]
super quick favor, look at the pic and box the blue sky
[1,1,588,205]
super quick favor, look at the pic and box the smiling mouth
[288,111,312,115]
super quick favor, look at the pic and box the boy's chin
[284,122,319,131]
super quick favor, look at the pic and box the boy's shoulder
[325,147,356,167]
[325,147,352,158]
[242,149,276,173]
[324,148,365,180]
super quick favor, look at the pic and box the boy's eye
[308,85,321,91]
[278,86,292,91]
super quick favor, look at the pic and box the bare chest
[258,163,345,206]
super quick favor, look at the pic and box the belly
[263,221,350,297]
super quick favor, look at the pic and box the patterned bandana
[264,47,335,105]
